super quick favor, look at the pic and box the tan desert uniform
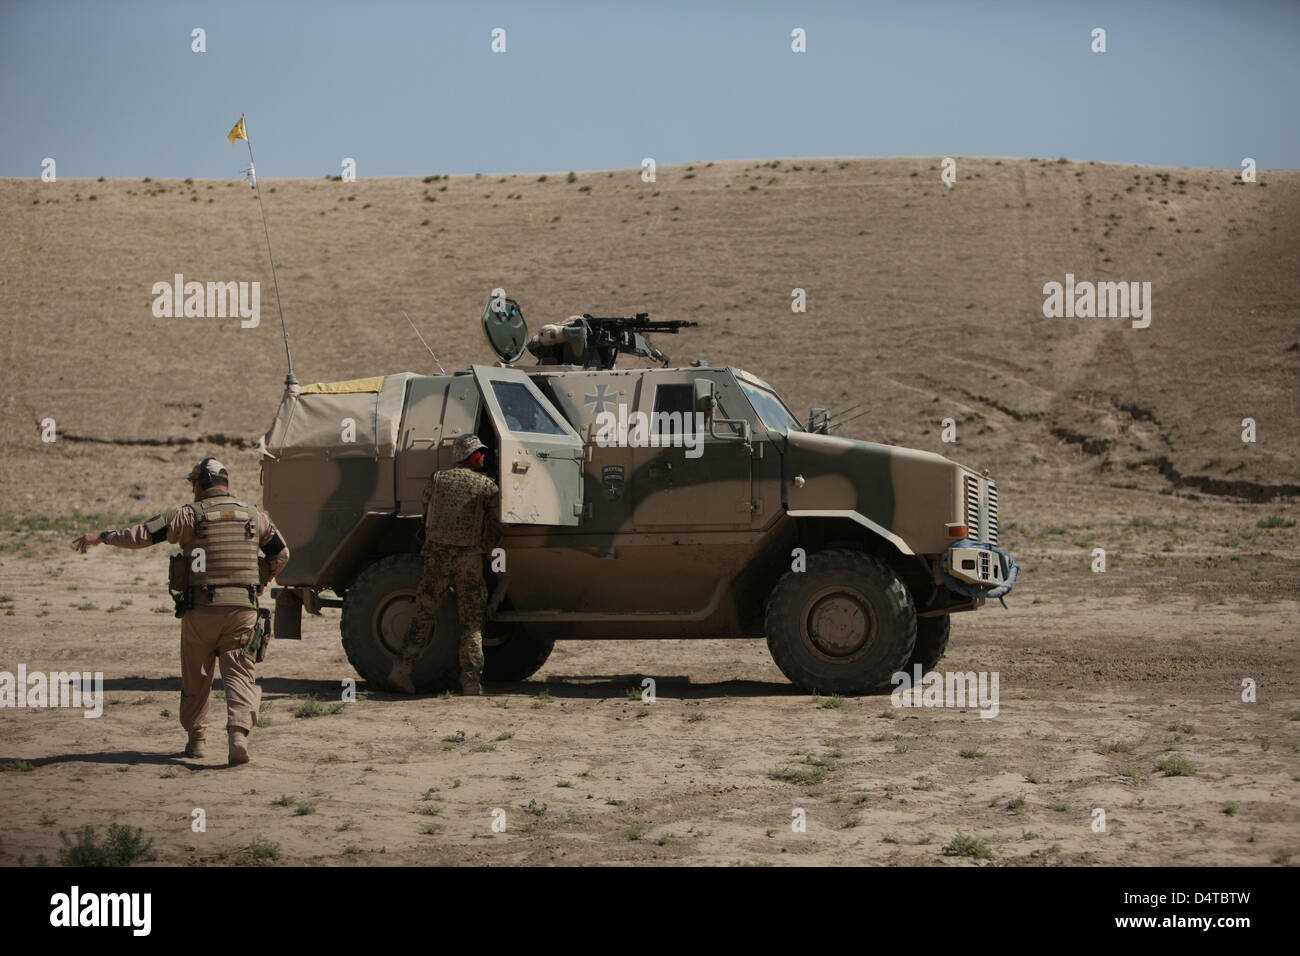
[104,489,289,738]
[399,447,500,693]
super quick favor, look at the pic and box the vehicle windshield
[739,381,804,435]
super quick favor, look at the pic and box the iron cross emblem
[583,383,620,415]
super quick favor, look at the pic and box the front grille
[963,474,999,545]
[964,475,980,537]
[986,482,999,545]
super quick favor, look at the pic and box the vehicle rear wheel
[765,549,916,695]
[340,554,459,693]
[907,615,951,675]
[483,601,554,682]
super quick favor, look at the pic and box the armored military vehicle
[264,298,1017,694]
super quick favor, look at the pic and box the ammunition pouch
[169,552,191,618]
[168,552,190,592]
[248,607,273,663]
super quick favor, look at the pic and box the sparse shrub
[58,823,156,866]
[1157,755,1196,777]
[770,764,827,786]
[239,837,280,864]
[943,832,994,860]
[294,697,323,719]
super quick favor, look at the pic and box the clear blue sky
[3,0,1297,178]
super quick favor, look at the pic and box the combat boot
[228,729,250,765]
[184,733,206,758]
[460,674,483,696]
[388,660,416,694]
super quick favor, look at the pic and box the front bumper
[943,539,1018,598]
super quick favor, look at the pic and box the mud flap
[274,588,303,640]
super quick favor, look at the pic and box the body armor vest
[182,494,261,591]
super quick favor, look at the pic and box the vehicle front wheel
[907,614,951,676]
[765,549,916,695]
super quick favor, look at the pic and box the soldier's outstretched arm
[71,506,192,553]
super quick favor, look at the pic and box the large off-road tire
[483,604,554,683]
[765,549,917,695]
[340,554,459,693]
[907,615,951,675]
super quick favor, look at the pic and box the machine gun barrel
[580,313,699,334]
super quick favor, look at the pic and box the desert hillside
[2,157,1297,869]
[1,157,1296,517]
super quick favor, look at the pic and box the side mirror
[694,378,716,414]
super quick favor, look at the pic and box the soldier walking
[72,457,290,765]
[390,435,500,696]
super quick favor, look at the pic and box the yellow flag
[227,116,247,146]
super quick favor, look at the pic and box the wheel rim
[801,586,876,661]
[373,589,420,655]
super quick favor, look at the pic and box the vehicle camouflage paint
[263,303,1016,694]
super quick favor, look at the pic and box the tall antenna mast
[230,114,296,385]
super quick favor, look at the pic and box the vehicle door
[471,365,585,525]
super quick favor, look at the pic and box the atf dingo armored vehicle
[264,297,1016,694]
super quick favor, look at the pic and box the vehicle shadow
[471,675,804,700]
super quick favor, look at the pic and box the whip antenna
[402,311,446,374]
[229,114,296,385]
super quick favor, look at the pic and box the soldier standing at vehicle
[71,458,290,766]
[390,434,500,696]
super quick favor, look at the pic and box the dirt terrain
[0,157,1296,865]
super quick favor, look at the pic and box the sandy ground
[1,478,1296,866]
[1,157,1296,865]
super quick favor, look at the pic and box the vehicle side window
[652,384,694,438]
[652,381,733,438]
[490,380,567,435]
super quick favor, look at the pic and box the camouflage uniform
[399,439,500,693]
